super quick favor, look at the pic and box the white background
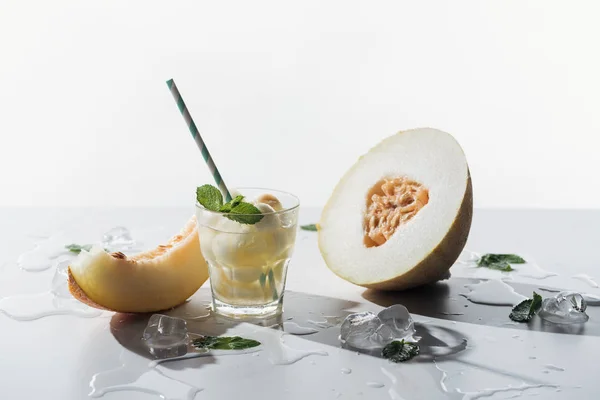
[1,1,599,208]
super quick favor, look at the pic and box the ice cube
[50,259,72,298]
[340,305,419,350]
[377,304,416,341]
[142,314,189,358]
[340,312,394,350]
[102,226,135,251]
[539,291,589,324]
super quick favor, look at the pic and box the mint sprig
[196,185,264,225]
[300,224,318,231]
[192,335,261,350]
[382,340,419,362]
[478,254,526,272]
[509,291,543,322]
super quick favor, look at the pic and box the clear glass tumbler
[195,188,299,318]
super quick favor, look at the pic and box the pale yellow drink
[195,188,299,318]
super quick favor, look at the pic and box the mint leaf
[300,224,318,231]
[382,340,419,362]
[192,335,261,350]
[509,291,543,322]
[65,244,93,254]
[219,195,244,212]
[225,202,264,225]
[479,254,526,265]
[480,262,513,272]
[478,254,525,272]
[196,184,224,211]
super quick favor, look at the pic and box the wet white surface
[1,208,600,399]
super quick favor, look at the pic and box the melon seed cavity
[364,177,429,247]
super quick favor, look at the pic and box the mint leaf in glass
[196,184,224,211]
[382,339,419,362]
[478,254,526,272]
[192,335,261,350]
[226,202,264,225]
[510,292,543,322]
[219,195,244,212]
[300,224,318,231]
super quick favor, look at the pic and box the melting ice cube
[50,259,72,298]
[142,314,189,358]
[340,305,416,350]
[340,312,393,350]
[377,304,416,340]
[539,291,589,324]
[102,227,135,252]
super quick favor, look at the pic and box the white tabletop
[1,207,599,399]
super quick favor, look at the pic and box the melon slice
[68,216,209,313]
[319,128,472,291]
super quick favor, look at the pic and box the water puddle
[0,259,103,320]
[461,280,527,306]
[89,350,202,400]
[457,383,559,399]
[572,274,598,288]
[17,234,73,272]
[257,330,328,365]
[455,250,557,280]
[283,321,319,335]
[0,292,102,320]
[307,316,343,328]
[517,263,558,280]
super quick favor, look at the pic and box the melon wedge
[319,128,472,291]
[68,216,209,313]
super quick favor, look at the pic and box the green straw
[166,79,232,202]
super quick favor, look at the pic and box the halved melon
[68,216,209,312]
[319,128,472,291]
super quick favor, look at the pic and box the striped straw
[166,79,232,202]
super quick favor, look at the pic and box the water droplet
[341,368,352,374]
[366,382,384,388]
[544,364,565,372]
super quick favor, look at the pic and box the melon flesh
[319,128,472,290]
[68,216,209,312]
